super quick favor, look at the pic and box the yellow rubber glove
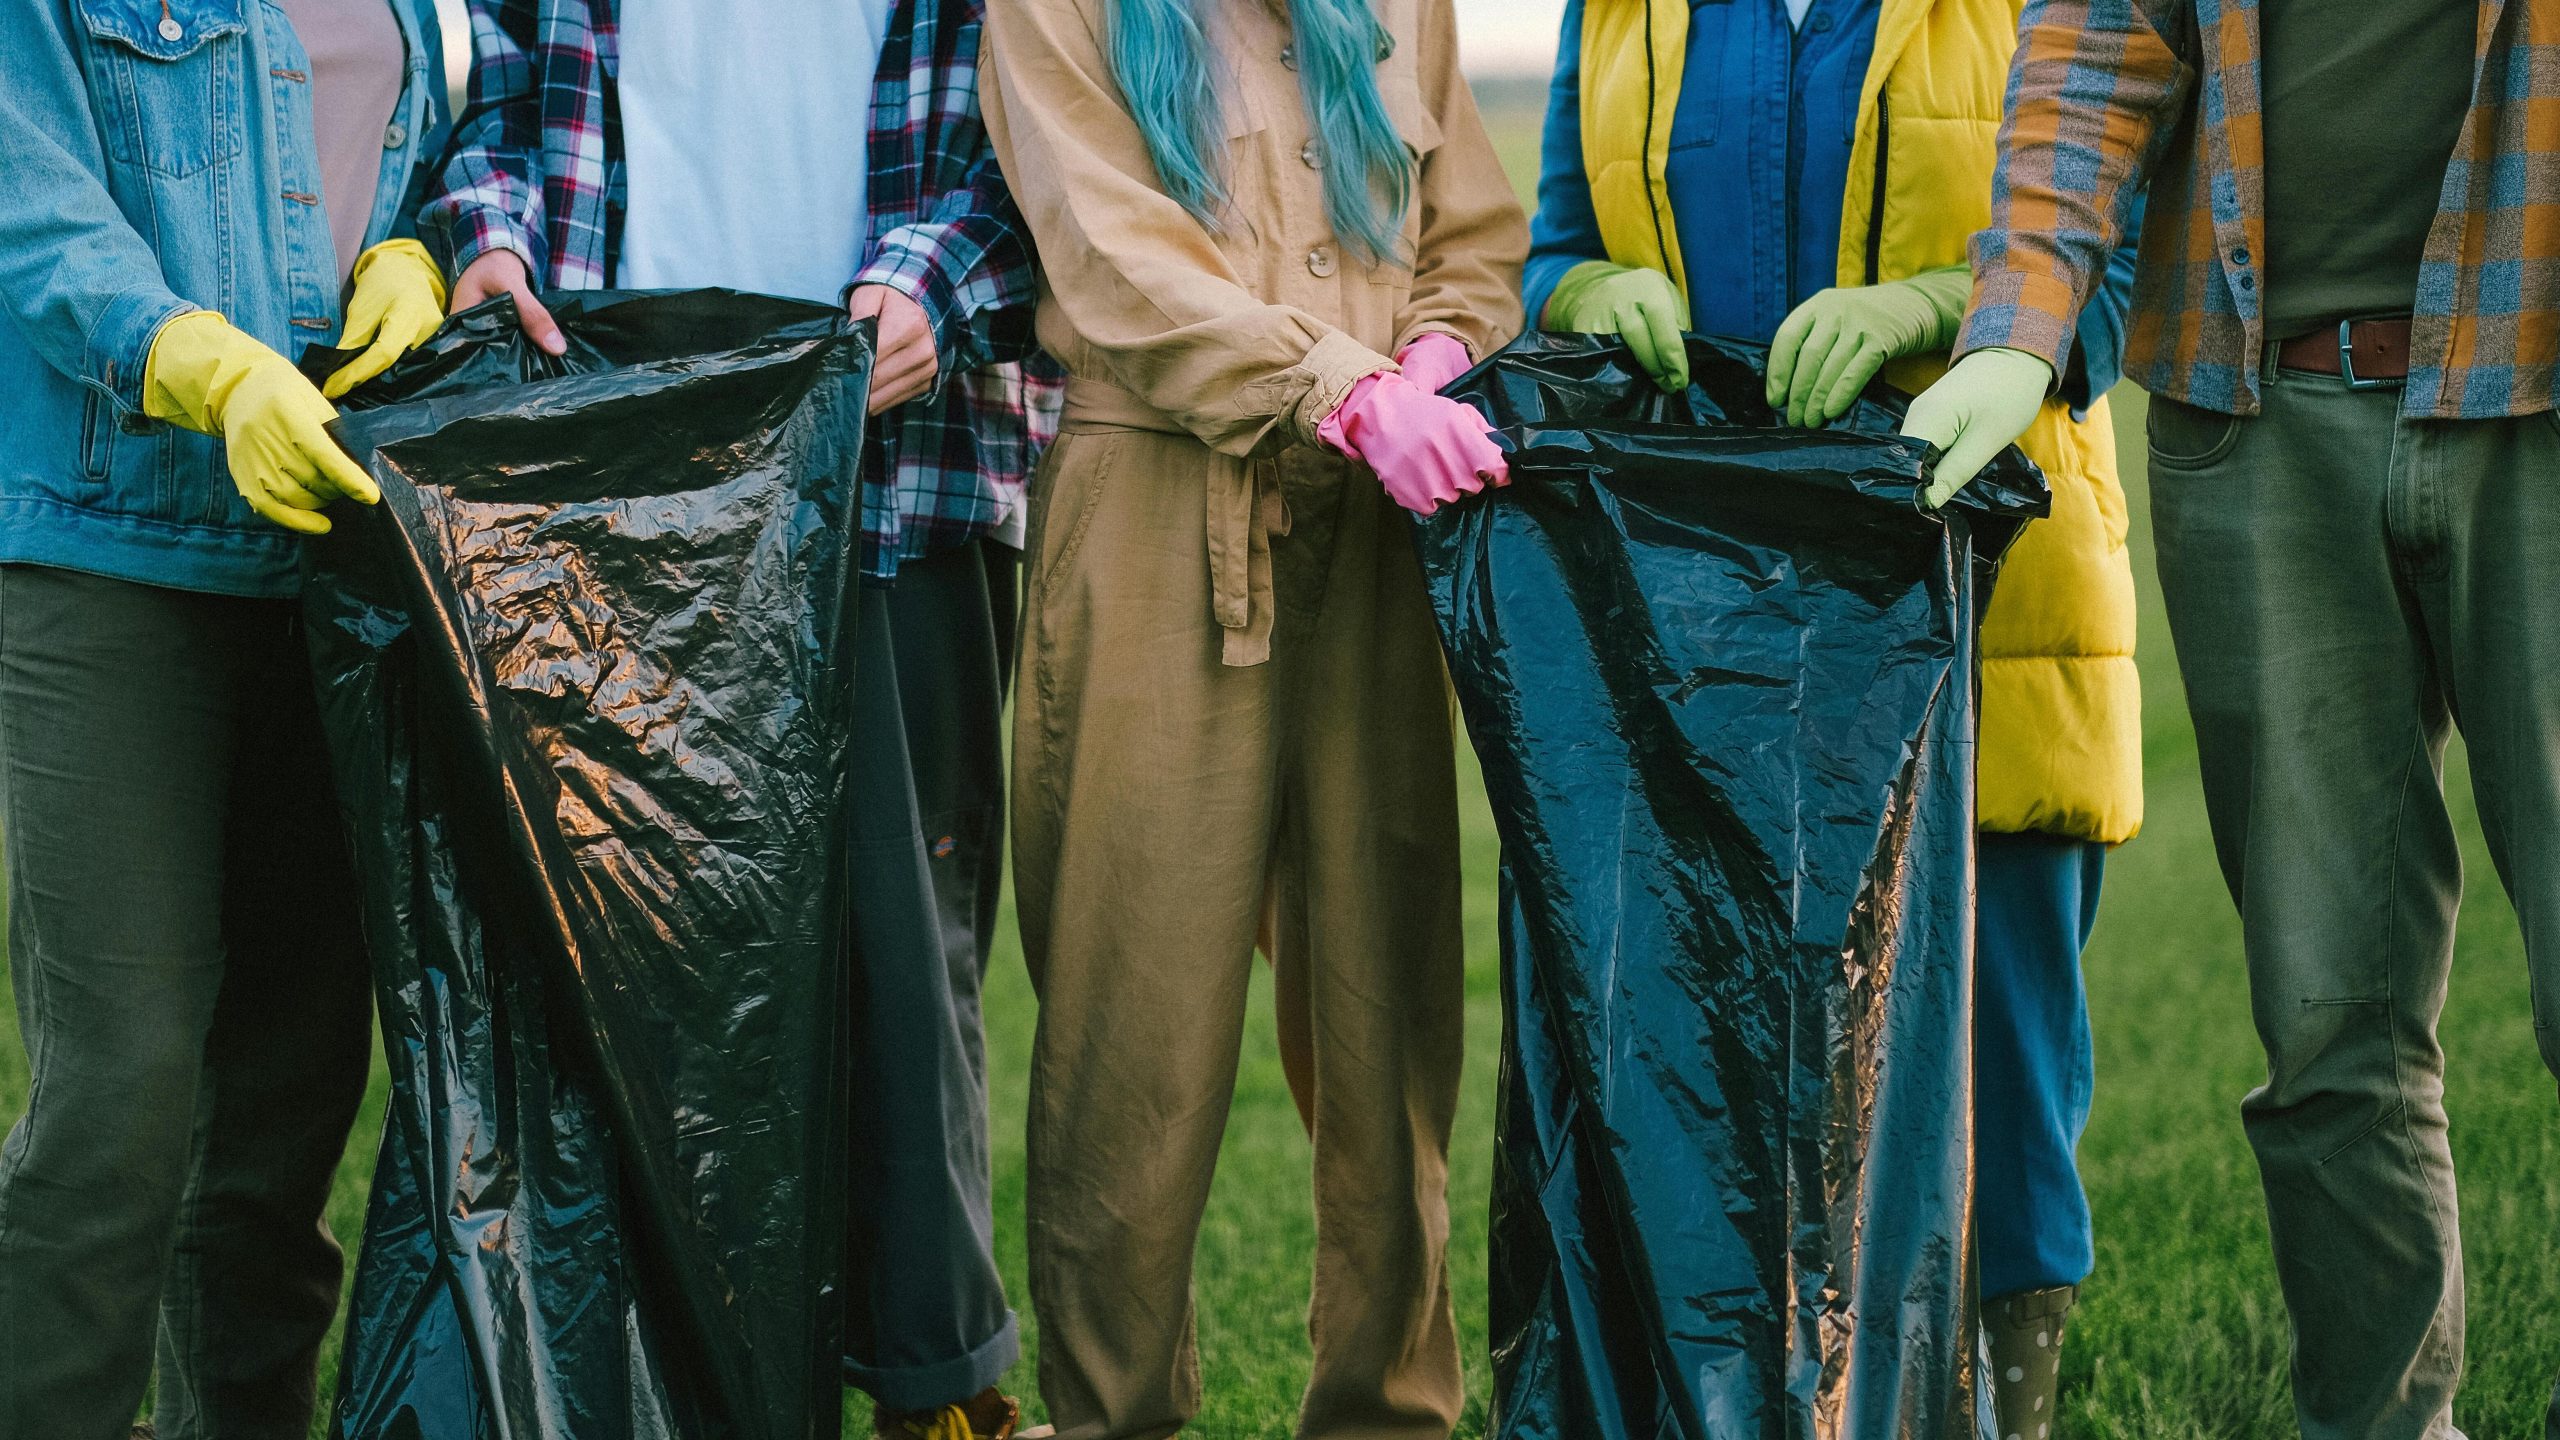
[322,238,449,398]
[1765,264,1972,428]
[144,310,381,535]
[1898,346,2056,508]
[1544,260,1691,393]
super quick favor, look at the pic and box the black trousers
[841,537,1021,1411]
[0,566,372,1440]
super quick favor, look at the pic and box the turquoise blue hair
[1108,0,1415,263]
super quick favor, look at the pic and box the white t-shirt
[616,0,898,303]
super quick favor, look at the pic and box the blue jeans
[1974,831,2105,1300]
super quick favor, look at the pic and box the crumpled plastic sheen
[1416,332,2050,1440]
[298,290,875,1440]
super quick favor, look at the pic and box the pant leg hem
[845,1310,1021,1413]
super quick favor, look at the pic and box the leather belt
[2275,316,2413,388]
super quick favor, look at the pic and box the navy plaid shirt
[421,0,1060,576]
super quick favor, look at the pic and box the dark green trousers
[0,566,372,1440]
[841,537,1022,1411]
[2150,369,2560,1440]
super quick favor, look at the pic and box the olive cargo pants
[2149,368,2560,1440]
[1012,426,1467,1440]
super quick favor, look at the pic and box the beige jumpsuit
[980,0,1526,1433]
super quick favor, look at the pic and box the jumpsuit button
[158,16,183,39]
[1301,141,1323,169]
[1810,12,1833,29]
[1308,247,1337,278]
[1280,43,1296,69]
[383,121,407,149]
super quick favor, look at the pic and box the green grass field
[5,84,2557,1440]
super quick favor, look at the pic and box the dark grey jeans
[0,565,373,1440]
[2149,370,2560,1440]
[841,537,1022,1412]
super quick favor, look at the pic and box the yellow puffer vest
[1577,0,2142,844]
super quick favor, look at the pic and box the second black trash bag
[301,291,873,1440]
[1420,333,2049,1440]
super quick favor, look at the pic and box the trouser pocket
[2145,392,2245,470]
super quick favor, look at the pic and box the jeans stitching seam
[2372,731,2464,1321]
[2317,1097,2407,1169]
[2308,737,2423,1172]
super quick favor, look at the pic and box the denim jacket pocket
[77,389,114,485]
[79,0,249,179]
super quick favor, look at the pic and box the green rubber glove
[144,310,381,535]
[1764,264,1972,428]
[1544,260,1691,393]
[1899,346,2056,508]
[322,238,449,399]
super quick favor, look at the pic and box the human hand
[1320,371,1508,516]
[1544,261,1690,393]
[322,239,448,398]
[143,311,381,535]
[847,284,938,415]
[1764,264,1970,427]
[451,248,565,357]
[1898,347,2055,508]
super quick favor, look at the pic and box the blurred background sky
[428,0,1568,100]
[1454,0,1568,76]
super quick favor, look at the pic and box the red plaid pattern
[422,0,1059,576]
[1959,0,2560,420]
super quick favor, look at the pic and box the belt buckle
[2337,319,2394,391]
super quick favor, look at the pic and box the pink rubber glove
[1320,370,1508,516]
[1395,332,1474,395]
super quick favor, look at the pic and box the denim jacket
[0,0,441,599]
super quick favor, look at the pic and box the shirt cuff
[851,239,963,402]
[87,284,198,415]
[448,219,542,289]
[1287,329,1399,450]
[1955,268,2080,378]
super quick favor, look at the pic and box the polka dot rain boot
[1985,1283,2077,1440]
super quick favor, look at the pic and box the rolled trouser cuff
[845,1310,1020,1413]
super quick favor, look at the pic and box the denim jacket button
[158,16,183,39]
[384,122,407,149]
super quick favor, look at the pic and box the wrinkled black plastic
[1423,333,2049,1440]
[301,291,873,1440]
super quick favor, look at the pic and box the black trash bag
[299,290,873,1440]
[1420,333,2049,1440]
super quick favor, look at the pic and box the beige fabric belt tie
[1209,452,1289,668]
[1060,378,1295,670]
